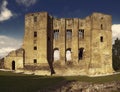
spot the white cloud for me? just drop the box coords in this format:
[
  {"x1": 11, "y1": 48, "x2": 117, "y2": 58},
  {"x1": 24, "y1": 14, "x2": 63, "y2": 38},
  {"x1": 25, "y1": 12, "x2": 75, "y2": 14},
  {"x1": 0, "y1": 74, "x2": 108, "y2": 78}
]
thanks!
[
  {"x1": 0, "y1": 35, "x2": 22, "y2": 58},
  {"x1": 16, "y1": 0, "x2": 37, "y2": 7},
  {"x1": 0, "y1": 0, "x2": 13, "y2": 22},
  {"x1": 112, "y1": 24, "x2": 120, "y2": 43}
]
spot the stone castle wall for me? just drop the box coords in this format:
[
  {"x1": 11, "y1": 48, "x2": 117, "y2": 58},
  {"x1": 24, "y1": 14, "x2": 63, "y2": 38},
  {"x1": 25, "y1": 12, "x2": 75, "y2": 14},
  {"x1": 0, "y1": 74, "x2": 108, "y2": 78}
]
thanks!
[
  {"x1": 4, "y1": 48, "x2": 24, "y2": 70},
  {"x1": 3, "y1": 12, "x2": 113, "y2": 76}
]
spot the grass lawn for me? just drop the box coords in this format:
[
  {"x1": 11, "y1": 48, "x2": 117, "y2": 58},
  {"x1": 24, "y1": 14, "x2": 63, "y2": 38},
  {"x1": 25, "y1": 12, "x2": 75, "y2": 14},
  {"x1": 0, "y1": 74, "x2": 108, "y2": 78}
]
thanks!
[{"x1": 0, "y1": 71, "x2": 120, "y2": 92}]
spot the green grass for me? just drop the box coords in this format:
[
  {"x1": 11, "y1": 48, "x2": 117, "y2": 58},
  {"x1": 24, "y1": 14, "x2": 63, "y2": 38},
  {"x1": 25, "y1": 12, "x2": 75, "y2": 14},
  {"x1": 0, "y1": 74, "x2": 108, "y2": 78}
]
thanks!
[
  {"x1": 0, "y1": 71, "x2": 65, "y2": 92},
  {"x1": 0, "y1": 71, "x2": 120, "y2": 92}
]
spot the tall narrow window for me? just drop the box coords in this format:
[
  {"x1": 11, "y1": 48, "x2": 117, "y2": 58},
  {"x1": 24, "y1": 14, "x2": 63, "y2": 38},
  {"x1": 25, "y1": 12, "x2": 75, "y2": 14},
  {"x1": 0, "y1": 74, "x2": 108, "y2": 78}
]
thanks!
[
  {"x1": 79, "y1": 29, "x2": 84, "y2": 39},
  {"x1": 101, "y1": 24, "x2": 103, "y2": 30},
  {"x1": 34, "y1": 59, "x2": 37, "y2": 63},
  {"x1": 100, "y1": 36, "x2": 103, "y2": 42},
  {"x1": 34, "y1": 46, "x2": 37, "y2": 50},
  {"x1": 34, "y1": 16, "x2": 37, "y2": 22},
  {"x1": 66, "y1": 29, "x2": 72, "y2": 39},
  {"x1": 78, "y1": 48, "x2": 84, "y2": 60},
  {"x1": 34, "y1": 32, "x2": 37, "y2": 37},
  {"x1": 54, "y1": 30, "x2": 59, "y2": 40}
]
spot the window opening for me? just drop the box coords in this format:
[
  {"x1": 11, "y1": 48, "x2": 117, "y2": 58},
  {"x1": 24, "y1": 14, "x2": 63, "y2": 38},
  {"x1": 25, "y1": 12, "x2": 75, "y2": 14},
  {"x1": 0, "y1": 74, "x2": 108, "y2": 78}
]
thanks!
[
  {"x1": 53, "y1": 48, "x2": 60, "y2": 61},
  {"x1": 34, "y1": 32, "x2": 37, "y2": 37},
  {"x1": 78, "y1": 48, "x2": 84, "y2": 60},
  {"x1": 66, "y1": 48, "x2": 72, "y2": 61},
  {"x1": 54, "y1": 30, "x2": 59, "y2": 40},
  {"x1": 100, "y1": 36, "x2": 103, "y2": 42},
  {"x1": 101, "y1": 24, "x2": 103, "y2": 30},
  {"x1": 34, "y1": 16, "x2": 37, "y2": 22},
  {"x1": 79, "y1": 29, "x2": 84, "y2": 39},
  {"x1": 66, "y1": 30, "x2": 72, "y2": 39},
  {"x1": 34, "y1": 59, "x2": 37, "y2": 63},
  {"x1": 34, "y1": 46, "x2": 37, "y2": 50}
]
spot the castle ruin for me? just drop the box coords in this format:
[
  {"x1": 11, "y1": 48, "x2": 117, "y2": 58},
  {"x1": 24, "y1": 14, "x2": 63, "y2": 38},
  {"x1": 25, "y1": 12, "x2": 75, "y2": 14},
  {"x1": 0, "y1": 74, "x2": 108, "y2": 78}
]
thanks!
[{"x1": 4, "y1": 12, "x2": 113, "y2": 76}]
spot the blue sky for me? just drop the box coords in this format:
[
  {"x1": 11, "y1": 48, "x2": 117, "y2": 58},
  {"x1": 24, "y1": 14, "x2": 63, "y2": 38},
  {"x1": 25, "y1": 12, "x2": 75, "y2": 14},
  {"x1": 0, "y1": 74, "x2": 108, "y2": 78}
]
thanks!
[{"x1": 0, "y1": 0, "x2": 120, "y2": 58}]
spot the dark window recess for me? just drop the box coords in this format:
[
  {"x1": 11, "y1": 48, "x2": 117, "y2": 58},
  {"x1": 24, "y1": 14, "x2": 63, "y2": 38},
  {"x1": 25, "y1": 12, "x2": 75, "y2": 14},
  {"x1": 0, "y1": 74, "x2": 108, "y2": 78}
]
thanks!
[
  {"x1": 34, "y1": 32, "x2": 37, "y2": 37},
  {"x1": 54, "y1": 30, "x2": 59, "y2": 40},
  {"x1": 34, "y1": 46, "x2": 37, "y2": 50},
  {"x1": 78, "y1": 48, "x2": 84, "y2": 60},
  {"x1": 66, "y1": 29, "x2": 72, "y2": 39},
  {"x1": 101, "y1": 24, "x2": 103, "y2": 30},
  {"x1": 79, "y1": 29, "x2": 84, "y2": 39},
  {"x1": 34, "y1": 16, "x2": 37, "y2": 22},
  {"x1": 100, "y1": 36, "x2": 103, "y2": 42},
  {"x1": 34, "y1": 59, "x2": 37, "y2": 63}
]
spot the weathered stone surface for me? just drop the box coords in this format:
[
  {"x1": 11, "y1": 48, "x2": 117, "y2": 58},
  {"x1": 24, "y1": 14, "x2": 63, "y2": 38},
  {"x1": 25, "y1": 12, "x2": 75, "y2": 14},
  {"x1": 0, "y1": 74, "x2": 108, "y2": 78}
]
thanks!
[
  {"x1": 4, "y1": 48, "x2": 24, "y2": 70},
  {"x1": 3, "y1": 12, "x2": 113, "y2": 76},
  {"x1": 0, "y1": 58, "x2": 4, "y2": 69}
]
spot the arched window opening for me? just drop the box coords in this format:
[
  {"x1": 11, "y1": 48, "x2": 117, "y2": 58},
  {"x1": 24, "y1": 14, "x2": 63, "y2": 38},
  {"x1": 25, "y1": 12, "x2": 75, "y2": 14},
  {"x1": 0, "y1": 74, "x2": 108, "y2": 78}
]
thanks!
[
  {"x1": 53, "y1": 48, "x2": 60, "y2": 61},
  {"x1": 78, "y1": 48, "x2": 84, "y2": 60},
  {"x1": 66, "y1": 48, "x2": 72, "y2": 61},
  {"x1": 12, "y1": 61, "x2": 15, "y2": 70}
]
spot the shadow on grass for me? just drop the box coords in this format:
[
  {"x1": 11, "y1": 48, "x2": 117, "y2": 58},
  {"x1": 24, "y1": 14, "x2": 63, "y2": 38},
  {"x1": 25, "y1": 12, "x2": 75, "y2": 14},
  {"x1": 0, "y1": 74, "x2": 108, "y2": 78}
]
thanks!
[
  {"x1": 0, "y1": 75, "x2": 66, "y2": 92},
  {"x1": 1, "y1": 71, "x2": 120, "y2": 92}
]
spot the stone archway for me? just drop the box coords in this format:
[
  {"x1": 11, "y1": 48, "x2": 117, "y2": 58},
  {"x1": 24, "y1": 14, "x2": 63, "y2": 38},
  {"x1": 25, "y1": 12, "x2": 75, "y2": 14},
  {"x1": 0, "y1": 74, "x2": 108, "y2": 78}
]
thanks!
[
  {"x1": 66, "y1": 48, "x2": 72, "y2": 61},
  {"x1": 12, "y1": 61, "x2": 15, "y2": 70},
  {"x1": 53, "y1": 48, "x2": 60, "y2": 61}
]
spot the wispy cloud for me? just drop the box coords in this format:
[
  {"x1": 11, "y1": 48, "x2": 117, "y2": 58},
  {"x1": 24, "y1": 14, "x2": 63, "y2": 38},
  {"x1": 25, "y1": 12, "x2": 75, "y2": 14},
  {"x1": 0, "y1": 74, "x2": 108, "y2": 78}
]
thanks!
[
  {"x1": 16, "y1": 0, "x2": 37, "y2": 7},
  {"x1": 0, "y1": 0, "x2": 13, "y2": 22},
  {"x1": 112, "y1": 24, "x2": 120, "y2": 43},
  {"x1": 0, "y1": 35, "x2": 22, "y2": 58}
]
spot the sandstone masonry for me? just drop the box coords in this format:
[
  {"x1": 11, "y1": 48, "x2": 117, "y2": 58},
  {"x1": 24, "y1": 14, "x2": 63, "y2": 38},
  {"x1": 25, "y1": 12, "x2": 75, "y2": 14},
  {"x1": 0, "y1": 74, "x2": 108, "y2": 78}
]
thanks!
[{"x1": 4, "y1": 12, "x2": 113, "y2": 76}]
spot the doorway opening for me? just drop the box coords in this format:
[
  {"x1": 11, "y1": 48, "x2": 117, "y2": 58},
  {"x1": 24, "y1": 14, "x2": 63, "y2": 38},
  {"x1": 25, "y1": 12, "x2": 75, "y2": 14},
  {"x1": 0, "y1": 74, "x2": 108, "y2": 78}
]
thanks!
[
  {"x1": 78, "y1": 48, "x2": 84, "y2": 60},
  {"x1": 53, "y1": 48, "x2": 60, "y2": 61},
  {"x1": 66, "y1": 48, "x2": 72, "y2": 61},
  {"x1": 12, "y1": 61, "x2": 15, "y2": 70}
]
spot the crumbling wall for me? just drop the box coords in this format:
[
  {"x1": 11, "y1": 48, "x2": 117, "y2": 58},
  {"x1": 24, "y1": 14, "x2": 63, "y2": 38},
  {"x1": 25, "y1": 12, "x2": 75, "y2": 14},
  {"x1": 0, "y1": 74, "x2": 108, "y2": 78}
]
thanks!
[{"x1": 4, "y1": 48, "x2": 24, "y2": 70}]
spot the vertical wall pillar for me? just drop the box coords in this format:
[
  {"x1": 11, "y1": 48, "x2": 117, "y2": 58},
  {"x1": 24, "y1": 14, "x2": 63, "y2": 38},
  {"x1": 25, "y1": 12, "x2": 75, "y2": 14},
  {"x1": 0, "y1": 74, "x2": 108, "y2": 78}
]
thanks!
[
  {"x1": 72, "y1": 18, "x2": 79, "y2": 64},
  {"x1": 59, "y1": 19, "x2": 66, "y2": 65}
]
